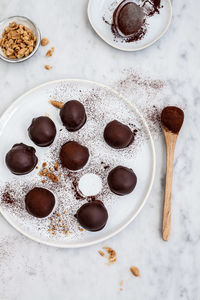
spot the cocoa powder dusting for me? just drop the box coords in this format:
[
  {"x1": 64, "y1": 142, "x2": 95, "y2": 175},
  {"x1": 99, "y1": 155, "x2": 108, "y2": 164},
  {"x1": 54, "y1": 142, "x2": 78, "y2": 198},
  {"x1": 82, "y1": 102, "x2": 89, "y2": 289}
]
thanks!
[{"x1": 143, "y1": 0, "x2": 162, "y2": 17}]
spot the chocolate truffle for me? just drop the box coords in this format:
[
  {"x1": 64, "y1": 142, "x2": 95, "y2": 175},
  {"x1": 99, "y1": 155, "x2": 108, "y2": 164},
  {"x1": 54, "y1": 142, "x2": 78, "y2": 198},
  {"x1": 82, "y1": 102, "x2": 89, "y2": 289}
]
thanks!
[
  {"x1": 5, "y1": 143, "x2": 38, "y2": 175},
  {"x1": 25, "y1": 187, "x2": 55, "y2": 218},
  {"x1": 76, "y1": 200, "x2": 108, "y2": 231},
  {"x1": 59, "y1": 141, "x2": 89, "y2": 171},
  {"x1": 107, "y1": 166, "x2": 137, "y2": 195},
  {"x1": 104, "y1": 120, "x2": 134, "y2": 149},
  {"x1": 28, "y1": 116, "x2": 56, "y2": 147},
  {"x1": 113, "y1": 1, "x2": 145, "y2": 36},
  {"x1": 60, "y1": 100, "x2": 86, "y2": 132}
]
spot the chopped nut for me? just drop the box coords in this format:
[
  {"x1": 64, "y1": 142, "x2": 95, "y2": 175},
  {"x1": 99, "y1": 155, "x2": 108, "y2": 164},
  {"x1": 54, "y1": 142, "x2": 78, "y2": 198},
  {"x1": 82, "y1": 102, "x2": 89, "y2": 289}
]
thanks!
[
  {"x1": 41, "y1": 38, "x2": 49, "y2": 46},
  {"x1": 44, "y1": 65, "x2": 51, "y2": 70},
  {"x1": 98, "y1": 250, "x2": 105, "y2": 257},
  {"x1": 42, "y1": 179, "x2": 46, "y2": 184},
  {"x1": 0, "y1": 22, "x2": 36, "y2": 59},
  {"x1": 47, "y1": 172, "x2": 59, "y2": 183},
  {"x1": 120, "y1": 280, "x2": 123, "y2": 291},
  {"x1": 39, "y1": 162, "x2": 59, "y2": 183},
  {"x1": 49, "y1": 99, "x2": 64, "y2": 109},
  {"x1": 39, "y1": 167, "x2": 48, "y2": 176},
  {"x1": 46, "y1": 47, "x2": 54, "y2": 57},
  {"x1": 78, "y1": 226, "x2": 84, "y2": 232},
  {"x1": 103, "y1": 247, "x2": 117, "y2": 264},
  {"x1": 100, "y1": 247, "x2": 117, "y2": 265},
  {"x1": 54, "y1": 162, "x2": 59, "y2": 171},
  {"x1": 130, "y1": 266, "x2": 140, "y2": 277}
]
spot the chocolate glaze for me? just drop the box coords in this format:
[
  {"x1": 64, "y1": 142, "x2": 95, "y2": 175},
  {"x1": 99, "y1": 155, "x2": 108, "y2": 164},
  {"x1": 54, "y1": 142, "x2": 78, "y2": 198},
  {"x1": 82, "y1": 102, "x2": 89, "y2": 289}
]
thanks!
[
  {"x1": 60, "y1": 100, "x2": 86, "y2": 132},
  {"x1": 5, "y1": 143, "x2": 38, "y2": 175},
  {"x1": 104, "y1": 120, "x2": 134, "y2": 149},
  {"x1": 76, "y1": 200, "x2": 108, "y2": 231},
  {"x1": 28, "y1": 116, "x2": 56, "y2": 147},
  {"x1": 59, "y1": 141, "x2": 89, "y2": 171},
  {"x1": 107, "y1": 166, "x2": 137, "y2": 195},
  {"x1": 25, "y1": 187, "x2": 55, "y2": 218},
  {"x1": 113, "y1": 1, "x2": 145, "y2": 36}
]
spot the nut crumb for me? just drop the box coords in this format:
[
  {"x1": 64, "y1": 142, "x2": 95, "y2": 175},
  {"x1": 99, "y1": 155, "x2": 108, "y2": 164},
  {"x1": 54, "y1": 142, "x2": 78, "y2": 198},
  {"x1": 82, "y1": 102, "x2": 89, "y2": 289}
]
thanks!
[
  {"x1": 41, "y1": 38, "x2": 49, "y2": 46},
  {"x1": 54, "y1": 162, "x2": 59, "y2": 171},
  {"x1": 120, "y1": 280, "x2": 123, "y2": 291},
  {"x1": 46, "y1": 47, "x2": 54, "y2": 57},
  {"x1": 49, "y1": 99, "x2": 64, "y2": 109},
  {"x1": 98, "y1": 250, "x2": 105, "y2": 257},
  {"x1": 99, "y1": 247, "x2": 117, "y2": 265},
  {"x1": 130, "y1": 266, "x2": 140, "y2": 277},
  {"x1": 44, "y1": 65, "x2": 51, "y2": 70},
  {"x1": 39, "y1": 162, "x2": 59, "y2": 183},
  {"x1": 103, "y1": 247, "x2": 117, "y2": 264},
  {"x1": 78, "y1": 226, "x2": 84, "y2": 232}
]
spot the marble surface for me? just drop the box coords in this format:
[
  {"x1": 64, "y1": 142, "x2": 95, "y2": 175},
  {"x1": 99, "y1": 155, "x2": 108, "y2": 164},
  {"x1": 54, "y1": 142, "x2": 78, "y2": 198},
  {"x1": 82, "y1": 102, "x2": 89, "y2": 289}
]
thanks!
[{"x1": 0, "y1": 0, "x2": 200, "y2": 299}]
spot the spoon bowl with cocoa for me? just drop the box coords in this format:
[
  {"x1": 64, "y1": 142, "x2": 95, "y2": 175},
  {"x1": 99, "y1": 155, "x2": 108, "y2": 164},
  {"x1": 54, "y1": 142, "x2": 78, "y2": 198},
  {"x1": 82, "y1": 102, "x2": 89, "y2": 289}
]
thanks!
[{"x1": 161, "y1": 106, "x2": 184, "y2": 241}]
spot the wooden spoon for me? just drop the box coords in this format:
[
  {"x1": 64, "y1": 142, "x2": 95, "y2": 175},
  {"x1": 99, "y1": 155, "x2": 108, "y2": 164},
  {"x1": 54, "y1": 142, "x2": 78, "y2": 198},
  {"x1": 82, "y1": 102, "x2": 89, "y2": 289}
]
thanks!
[{"x1": 161, "y1": 106, "x2": 184, "y2": 241}]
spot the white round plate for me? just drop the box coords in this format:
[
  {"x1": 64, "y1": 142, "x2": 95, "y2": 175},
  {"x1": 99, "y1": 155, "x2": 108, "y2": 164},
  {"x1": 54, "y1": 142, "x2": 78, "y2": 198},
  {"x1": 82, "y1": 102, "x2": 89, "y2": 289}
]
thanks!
[
  {"x1": 0, "y1": 79, "x2": 155, "y2": 248},
  {"x1": 88, "y1": 0, "x2": 172, "y2": 51}
]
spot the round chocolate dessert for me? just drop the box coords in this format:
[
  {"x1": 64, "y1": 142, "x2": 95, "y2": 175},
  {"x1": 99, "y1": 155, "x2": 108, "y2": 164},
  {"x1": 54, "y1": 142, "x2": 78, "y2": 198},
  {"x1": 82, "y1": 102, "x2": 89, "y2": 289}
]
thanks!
[
  {"x1": 113, "y1": 1, "x2": 145, "y2": 36},
  {"x1": 59, "y1": 141, "x2": 89, "y2": 171},
  {"x1": 104, "y1": 120, "x2": 134, "y2": 149},
  {"x1": 76, "y1": 200, "x2": 108, "y2": 231},
  {"x1": 60, "y1": 100, "x2": 86, "y2": 132},
  {"x1": 5, "y1": 143, "x2": 38, "y2": 175},
  {"x1": 107, "y1": 166, "x2": 137, "y2": 195},
  {"x1": 25, "y1": 187, "x2": 55, "y2": 218},
  {"x1": 28, "y1": 116, "x2": 56, "y2": 147}
]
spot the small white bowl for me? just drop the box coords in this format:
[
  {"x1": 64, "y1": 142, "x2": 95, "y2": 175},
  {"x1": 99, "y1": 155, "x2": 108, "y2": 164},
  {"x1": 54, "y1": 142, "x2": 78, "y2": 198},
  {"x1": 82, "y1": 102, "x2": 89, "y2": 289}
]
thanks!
[{"x1": 0, "y1": 16, "x2": 41, "y2": 63}]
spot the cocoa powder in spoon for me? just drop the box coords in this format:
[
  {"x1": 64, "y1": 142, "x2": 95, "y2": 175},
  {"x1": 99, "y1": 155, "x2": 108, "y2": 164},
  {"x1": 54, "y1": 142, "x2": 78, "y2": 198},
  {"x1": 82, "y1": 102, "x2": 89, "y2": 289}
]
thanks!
[{"x1": 161, "y1": 106, "x2": 184, "y2": 134}]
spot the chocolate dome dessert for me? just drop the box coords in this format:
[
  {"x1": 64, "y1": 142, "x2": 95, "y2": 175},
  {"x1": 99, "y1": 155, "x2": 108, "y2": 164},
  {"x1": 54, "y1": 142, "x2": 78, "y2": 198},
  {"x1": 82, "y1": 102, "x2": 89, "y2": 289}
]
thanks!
[
  {"x1": 5, "y1": 143, "x2": 38, "y2": 175},
  {"x1": 60, "y1": 141, "x2": 89, "y2": 171},
  {"x1": 107, "y1": 166, "x2": 137, "y2": 195},
  {"x1": 104, "y1": 120, "x2": 134, "y2": 149},
  {"x1": 28, "y1": 116, "x2": 56, "y2": 147},
  {"x1": 113, "y1": 1, "x2": 145, "y2": 36},
  {"x1": 60, "y1": 100, "x2": 86, "y2": 132},
  {"x1": 76, "y1": 200, "x2": 108, "y2": 231},
  {"x1": 25, "y1": 187, "x2": 55, "y2": 218}
]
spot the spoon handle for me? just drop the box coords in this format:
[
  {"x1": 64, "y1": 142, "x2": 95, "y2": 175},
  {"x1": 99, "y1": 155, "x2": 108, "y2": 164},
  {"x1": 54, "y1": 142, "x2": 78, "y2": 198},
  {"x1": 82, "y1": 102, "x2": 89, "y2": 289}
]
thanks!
[{"x1": 162, "y1": 132, "x2": 177, "y2": 241}]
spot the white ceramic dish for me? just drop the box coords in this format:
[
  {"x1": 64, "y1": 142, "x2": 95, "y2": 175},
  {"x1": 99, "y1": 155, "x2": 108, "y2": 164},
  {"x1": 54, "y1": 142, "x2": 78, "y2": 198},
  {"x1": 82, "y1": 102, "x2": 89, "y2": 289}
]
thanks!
[
  {"x1": 88, "y1": 0, "x2": 172, "y2": 51},
  {"x1": 0, "y1": 16, "x2": 41, "y2": 63},
  {"x1": 0, "y1": 79, "x2": 155, "y2": 248}
]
